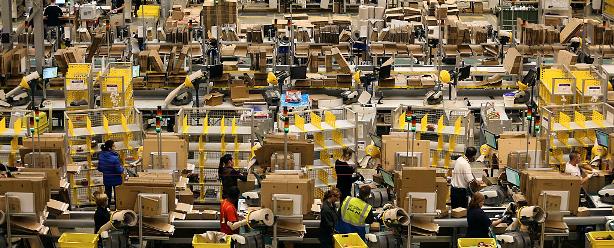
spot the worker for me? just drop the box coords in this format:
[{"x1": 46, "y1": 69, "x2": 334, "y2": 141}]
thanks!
[
  {"x1": 565, "y1": 151, "x2": 593, "y2": 184},
  {"x1": 320, "y1": 188, "x2": 341, "y2": 248},
  {"x1": 220, "y1": 186, "x2": 245, "y2": 235},
  {"x1": 111, "y1": 0, "x2": 125, "y2": 13},
  {"x1": 94, "y1": 192, "x2": 110, "y2": 234},
  {"x1": 466, "y1": 192, "x2": 504, "y2": 238},
  {"x1": 43, "y1": 0, "x2": 63, "y2": 39},
  {"x1": 335, "y1": 147, "x2": 362, "y2": 200},
  {"x1": 97, "y1": 140, "x2": 124, "y2": 208},
  {"x1": 218, "y1": 154, "x2": 248, "y2": 196},
  {"x1": 451, "y1": 147, "x2": 478, "y2": 209},
  {"x1": 337, "y1": 185, "x2": 375, "y2": 240}
]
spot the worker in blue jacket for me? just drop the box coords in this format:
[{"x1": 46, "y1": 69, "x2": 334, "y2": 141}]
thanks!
[{"x1": 97, "y1": 140, "x2": 124, "y2": 208}]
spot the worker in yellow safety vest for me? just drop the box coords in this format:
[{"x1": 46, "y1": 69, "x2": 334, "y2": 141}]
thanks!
[{"x1": 337, "y1": 185, "x2": 376, "y2": 239}]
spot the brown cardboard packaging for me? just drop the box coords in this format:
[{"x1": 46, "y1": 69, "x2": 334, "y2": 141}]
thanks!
[
  {"x1": 18, "y1": 168, "x2": 62, "y2": 190},
  {"x1": 204, "y1": 92, "x2": 224, "y2": 106},
  {"x1": 115, "y1": 184, "x2": 176, "y2": 212},
  {"x1": 260, "y1": 176, "x2": 314, "y2": 214},
  {"x1": 527, "y1": 174, "x2": 581, "y2": 214},
  {"x1": 435, "y1": 177, "x2": 449, "y2": 213},
  {"x1": 238, "y1": 175, "x2": 256, "y2": 193},
  {"x1": 401, "y1": 167, "x2": 436, "y2": 192},
  {"x1": 142, "y1": 135, "x2": 187, "y2": 169},
  {"x1": 46, "y1": 199, "x2": 69, "y2": 216},
  {"x1": 381, "y1": 135, "x2": 430, "y2": 170},
  {"x1": 177, "y1": 189, "x2": 194, "y2": 205},
  {"x1": 404, "y1": 197, "x2": 427, "y2": 213},
  {"x1": 556, "y1": 50, "x2": 577, "y2": 66},
  {"x1": 230, "y1": 82, "x2": 250, "y2": 102},
  {"x1": 584, "y1": 174, "x2": 606, "y2": 195},
  {"x1": 451, "y1": 207, "x2": 467, "y2": 218},
  {"x1": 0, "y1": 195, "x2": 21, "y2": 212},
  {"x1": 275, "y1": 198, "x2": 294, "y2": 215},
  {"x1": 537, "y1": 194, "x2": 561, "y2": 212},
  {"x1": 0, "y1": 178, "x2": 49, "y2": 213},
  {"x1": 503, "y1": 48, "x2": 522, "y2": 75}
]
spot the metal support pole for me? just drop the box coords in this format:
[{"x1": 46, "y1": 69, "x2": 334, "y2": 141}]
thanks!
[
  {"x1": 138, "y1": 194, "x2": 144, "y2": 248},
  {"x1": 33, "y1": 0, "x2": 44, "y2": 74},
  {"x1": 1, "y1": 0, "x2": 12, "y2": 50}
]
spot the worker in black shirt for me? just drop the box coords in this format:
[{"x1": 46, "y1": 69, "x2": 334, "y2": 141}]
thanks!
[
  {"x1": 335, "y1": 147, "x2": 362, "y2": 200},
  {"x1": 466, "y1": 192, "x2": 504, "y2": 238},
  {"x1": 319, "y1": 188, "x2": 341, "y2": 248},
  {"x1": 111, "y1": 0, "x2": 125, "y2": 13},
  {"x1": 43, "y1": 0, "x2": 63, "y2": 27},
  {"x1": 218, "y1": 154, "x2": 248, "y2": 196}
]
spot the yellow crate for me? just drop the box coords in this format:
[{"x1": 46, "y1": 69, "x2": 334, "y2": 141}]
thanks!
[
  {"x1": 588, "y1": 231, "x2": 614, "y2": 248},
  {"x1": 192, "y1": 235, "x2": 231, "y2": 248},
  {"x1": 137, "y1": 5, "x2": 160, "y2": 17},
  {"x1": 333, "y1": 233, "x2": 367, "y2": 248},
  {"x1": 457, "y1": 238, "x2": 497, "y2": 248},
  {"x1": 58, "y1": 233, "x2": 99, "y2": 248}
]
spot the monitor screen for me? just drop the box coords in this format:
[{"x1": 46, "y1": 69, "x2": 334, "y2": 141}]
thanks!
[
  {"x1": 484, "y1": 129, "x2": 498, "y2": 150},
  {"x1": 378, "y1": 65, "x2": 391, "y2": 80},
  {"x1": 132, "y1": 65, "x2": 140, "y2": 78},
  {"x1": 56, "y1": 0, "x2": 66, "y2": 4},
  {"x1": 506, "y1": 167, "x2": 520, "y2": 187},
  {"x1": 209, "y1": 64, "x2": 223, "y2": 79},
  {"x1": 458, "y1": 65, "x2": 471, "y2": 81},
  {"x1": 380, "y1": 170, "x2": 394, "y2": 188},
  {"x1": 42, "y1": 67, "x2": 58, "y2": 79},
  {"x1": 597, "y1": 130, "x2": 609, "y2": 148},
  {"x1": 290, "y1": 66, "x2": 307, "y2": 80}
]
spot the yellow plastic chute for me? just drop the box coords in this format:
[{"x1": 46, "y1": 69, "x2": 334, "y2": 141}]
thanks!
[
  {"x1": 267, "y1": 72, "x2": 278, "y2": 85},
  {"x1": 517, "y1": 81, "x2": 528, "y2": 91}
]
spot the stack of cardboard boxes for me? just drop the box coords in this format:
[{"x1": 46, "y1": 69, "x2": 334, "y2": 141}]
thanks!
[{"x1": 395, "y1": 167, "x2": 449, "y2": 216}]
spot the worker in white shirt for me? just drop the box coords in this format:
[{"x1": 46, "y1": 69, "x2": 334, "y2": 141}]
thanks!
[
  {"x1": 451, "y1": 147, "x2": 478, "y2": 209},
  {"x1": 565, "y1": 151, "x2": 593, "y2": 184}
]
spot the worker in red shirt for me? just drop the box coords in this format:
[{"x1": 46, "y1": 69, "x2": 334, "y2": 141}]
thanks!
[{"x1": 220, "y1": 186, "x2": 246, "y2": 235}]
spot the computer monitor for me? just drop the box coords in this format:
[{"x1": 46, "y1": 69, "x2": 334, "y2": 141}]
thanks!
[
  {"x1": 484, "y1": 129, "x2": 498, "y2": 150},
  {"x1": 132, "y1": 65, "x2": 140, "y2": 78},
  {"x1": 505, "y1": 167, "x2": 520, "y2": 187},
  {"x1": 209, "y1": 64, "x2": 223, "y2": 79},
  {"x1": 380, "y1": 170, "x2": 394, "y2": 188},
  {"x1": 56, "y1": 0, "x2": 66, "y2": 5},
  {"x1": 378, "y1": 65, "x2": 391, "y2": 80},
  {"x1": 522, "y1": 68, "x2": 538, "y2": 87},
  {"x1": 290, "y1": 66, "x2": 307, "y2": 80},
  {"x1": 458, "y1": 65, "x2": 471, "y2": 81},
  {"x1": 596, "y1": 130, "x2": 609, "y2": 148},
  {"x1": 42, "y1": 67, "x2": 58, "y2": 79}
]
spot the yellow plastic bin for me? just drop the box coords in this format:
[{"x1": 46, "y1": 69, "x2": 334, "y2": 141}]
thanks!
[
  {"x1": 192, "y1": 235, "x2": 231, "y2": 248},
  {"x1": 58, "y1": 233, "x2": 99, "y2": 248},
  {"x1": 137, "y1": 5, "x2": 160, "y2": 17},
  {"x1": 457, "y1": 238, "x2": 497, "y2": 248},
  {"x1": 588, "y1": 231, "x2": 614, "y2": 248},
  {"x1": 333, "y1": 233, "x2": 367, "y2": 248}
]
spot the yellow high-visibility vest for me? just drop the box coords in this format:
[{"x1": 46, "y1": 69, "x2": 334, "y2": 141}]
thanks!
[{"x1": 340, "y1": 196, "x2": 372, "y2": 226}]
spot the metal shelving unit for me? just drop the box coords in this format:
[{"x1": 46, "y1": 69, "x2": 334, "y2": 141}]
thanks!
[
  {"x1": 64, "y1": 107, "x2": 144, "y2": 207},
  {"x1": 176, "y1": 107, "x2": 255, "y2": 203}
]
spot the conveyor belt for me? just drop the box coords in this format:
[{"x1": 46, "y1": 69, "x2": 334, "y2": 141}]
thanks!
[{"x1": 44, "y1": 211, "x2": 612, "y2": 229}]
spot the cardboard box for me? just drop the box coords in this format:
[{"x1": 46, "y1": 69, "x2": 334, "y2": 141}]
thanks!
[
  {"x1": 14, "y1": 169, "x2": 61, "y2": 190},
  {"x1": 537, "y1": 194, "x2": 561, "y2": 212},
  {"x1": 0, "y1": 195, "x2": 21, "y2": 212},
  {"x1": 503, "y1": 48, "x2": 522, "y2": 75},
  {"x1": 177, "y1": 189, "x2": 194, "y2": 205},
  {"x1": 46, "y1": 199, "x2": 69, "y2": 216},
  {"x1": 381, "y1": 135, "x2": 430, "y2": 170},
  {"x1": 435, "y1": 177, "x2": 449, "y2": 213},
  {"x1": 0, "y1": 178, "x2": 49, "y2": 213},
  {"x1": 526, "y1": 174, "x2": 581, "y2": 215},
  {"x1": 275, "y1": 198, "x2": 294, "y2": 216},
  {"x1": 142, "y1": 135, "x2": 187, "y2": 169},
  {"x1": 204, "y1": 92, "x2": 224, "y2": 106},
  {"x1": 584, "y1": 174, "x2": 606, "y2": 194},
  {"x1": 404, "y1": 197, "x2": 427, "y2": 213},
  {"x1": 116, "y1": 184, "x2": 176, "y2": 212},
  {"x1": 230, "y1": 82, "x2": 249, "y2": 101},
  {"x1": 556, "y1": 50, "x2": 577, "y2": 66},
  {"x1": 238, "y1": 175, "x2": 256, "y2": 193},
  {"x1": 260, "y1": 176, "x2": 314, "y2": 214},
  {"x1": 451, "y1": 207, "x2": 467, "y2": 218},
  {"x1": 400, "y1": 167, "x2": 436, "y2": 192}
]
